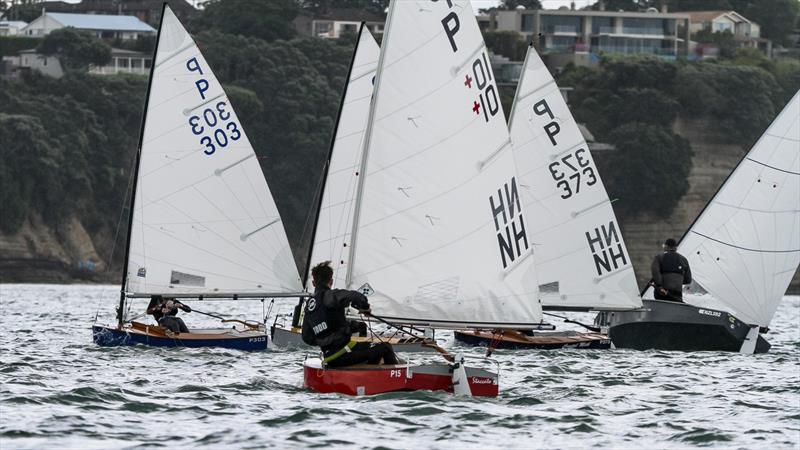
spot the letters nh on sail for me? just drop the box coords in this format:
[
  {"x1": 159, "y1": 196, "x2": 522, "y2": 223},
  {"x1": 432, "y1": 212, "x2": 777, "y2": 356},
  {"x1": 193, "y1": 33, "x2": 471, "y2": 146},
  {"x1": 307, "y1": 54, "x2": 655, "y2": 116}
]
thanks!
[
  {"x1": 490, "y1": 177, "x2": 529, "y2": 269},
  {"x1": 585, "y1": 221, "x2": 627, "y2": 276}
]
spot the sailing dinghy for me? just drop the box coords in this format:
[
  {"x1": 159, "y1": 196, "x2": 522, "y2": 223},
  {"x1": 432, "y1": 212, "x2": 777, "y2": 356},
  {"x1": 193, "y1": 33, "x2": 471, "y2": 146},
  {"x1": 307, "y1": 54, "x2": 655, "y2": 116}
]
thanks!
[
  {"x1": 303, "y1": 0, "x2": 542, "y2": 397},
  {"x1": 92, "y1": 5, "x2": 305, "y2": 351},
  {"x1": 599, "y1": 91, "x2": 800, "y2": 354},
  {"x1": 455, "y1": 45, "x2": 641, "y2": 350},
  {"x1": 268, "y1": 25, "x2": 434, "y2": 354}
]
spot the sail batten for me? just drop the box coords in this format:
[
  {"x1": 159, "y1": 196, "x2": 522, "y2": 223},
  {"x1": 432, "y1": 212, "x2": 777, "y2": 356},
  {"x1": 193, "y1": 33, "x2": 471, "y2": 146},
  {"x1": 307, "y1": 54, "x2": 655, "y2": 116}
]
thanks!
[
  {"x1": 508, "y1": 46, "x2": 641, "y2": 311},
  {"x1": 124, "y1": 5, "x2": 302, "y2": 296}
]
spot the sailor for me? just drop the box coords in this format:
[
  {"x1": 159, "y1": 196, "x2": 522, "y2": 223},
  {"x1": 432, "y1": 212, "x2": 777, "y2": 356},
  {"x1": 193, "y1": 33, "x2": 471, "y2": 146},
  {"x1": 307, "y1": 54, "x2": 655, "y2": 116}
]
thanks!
[
  {"x1": 651, "y1": 238, "x2": 692, "y2": 302},
  {"x1": 147, "y1": 295, "x2": 191, "y2": 333},
  {"x1": 302, "y1": 261, "x2": 398, "y2": 367}
]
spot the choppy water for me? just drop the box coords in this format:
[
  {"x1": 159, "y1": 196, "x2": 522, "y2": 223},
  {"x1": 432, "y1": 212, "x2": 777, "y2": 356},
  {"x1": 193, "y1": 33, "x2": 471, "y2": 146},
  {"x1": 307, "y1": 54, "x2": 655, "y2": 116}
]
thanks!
[{"x1": 1, "y1": 284, "x2": 799, "y2": 449}]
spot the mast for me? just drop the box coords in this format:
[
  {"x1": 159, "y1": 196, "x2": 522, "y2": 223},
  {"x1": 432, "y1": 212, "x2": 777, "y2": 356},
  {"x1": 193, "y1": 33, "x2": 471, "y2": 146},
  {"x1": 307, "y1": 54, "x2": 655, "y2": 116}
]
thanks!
[
  {"x1": 302, "y1": 23, "x2": 366, "y2": 290},
  {"x1": 344, "y1": 4, "x2": 395, "y2": 290},
  {"x1": 116, "y1": 2, "x2": 166, "y2": 326}
]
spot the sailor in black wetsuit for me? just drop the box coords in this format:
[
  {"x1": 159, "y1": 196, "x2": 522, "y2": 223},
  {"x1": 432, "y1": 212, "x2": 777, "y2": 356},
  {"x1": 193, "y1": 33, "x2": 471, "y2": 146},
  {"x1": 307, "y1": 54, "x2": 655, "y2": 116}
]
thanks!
[
  {"x1": 147, "y1": 295, "x2": 191, "y2": 333},
  {"x1": 302, "y1": 261, "x2": 398, "y2": 367},
  {"x1": 651, "y1": 238, "x2": 692, "y2": 302}
]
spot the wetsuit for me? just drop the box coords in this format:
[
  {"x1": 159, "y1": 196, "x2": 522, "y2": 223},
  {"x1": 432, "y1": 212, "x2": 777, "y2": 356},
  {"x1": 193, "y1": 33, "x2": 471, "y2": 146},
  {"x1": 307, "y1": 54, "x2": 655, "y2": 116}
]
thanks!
[
  {"x1": 651, "y1": 250, "x2": 692, "y2": 302},
  {"x1": 302, "y1": 286, "x2": 397, "y2": 367},
  {"x1": 147, "y1": 297, "x2": 190, "y2": 333}
]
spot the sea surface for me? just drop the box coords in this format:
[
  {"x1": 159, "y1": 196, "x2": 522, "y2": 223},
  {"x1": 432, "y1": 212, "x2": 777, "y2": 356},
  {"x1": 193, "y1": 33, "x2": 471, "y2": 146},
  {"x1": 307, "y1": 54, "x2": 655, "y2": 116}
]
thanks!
[{"x1": 1, "y1": 284, "x2": 799, "y2": 449}]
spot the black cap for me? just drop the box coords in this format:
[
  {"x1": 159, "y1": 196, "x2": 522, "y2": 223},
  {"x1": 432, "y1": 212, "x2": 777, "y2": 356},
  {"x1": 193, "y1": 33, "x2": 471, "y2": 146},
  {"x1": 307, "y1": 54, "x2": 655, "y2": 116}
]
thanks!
[{"x1": 664, "y1": 238, "x2": 678, "y2": 248}]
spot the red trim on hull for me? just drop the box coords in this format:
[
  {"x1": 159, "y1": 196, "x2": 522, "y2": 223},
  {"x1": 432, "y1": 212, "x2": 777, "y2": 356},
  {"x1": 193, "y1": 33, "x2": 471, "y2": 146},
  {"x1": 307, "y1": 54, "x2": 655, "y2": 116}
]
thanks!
[{"x1": 303, "y1": 361, "x2": 498, "y2": 397}]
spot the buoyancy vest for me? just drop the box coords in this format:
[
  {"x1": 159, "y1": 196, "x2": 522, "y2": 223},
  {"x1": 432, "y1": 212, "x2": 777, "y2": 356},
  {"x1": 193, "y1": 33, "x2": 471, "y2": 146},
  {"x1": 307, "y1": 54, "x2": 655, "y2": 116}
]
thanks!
[
  {"x1": 660, "y1": 251, "x2": 685, "y2": 275},
  {"x1": 301, "y1": 289, "x2": 349, "y2": 350}
]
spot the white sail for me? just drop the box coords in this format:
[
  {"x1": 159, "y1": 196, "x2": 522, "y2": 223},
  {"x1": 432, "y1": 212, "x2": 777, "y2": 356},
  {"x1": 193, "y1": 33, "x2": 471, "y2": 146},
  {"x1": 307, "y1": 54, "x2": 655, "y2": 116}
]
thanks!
[
  {"x1": 508, "y1": 46, "x2": 641, "y2": 311},
  {"x1": 125, "y1": 5, "x2": 302, "y2": 296},
  {"x1": 307, "y1": 27, "x2": 380, "y2": 289},
  {"x1": 657, "y1": 91, "x2": 799, "y2": 328},
  {"x1": 346, "y1": 0, "x2": 542, "y2": 328}
]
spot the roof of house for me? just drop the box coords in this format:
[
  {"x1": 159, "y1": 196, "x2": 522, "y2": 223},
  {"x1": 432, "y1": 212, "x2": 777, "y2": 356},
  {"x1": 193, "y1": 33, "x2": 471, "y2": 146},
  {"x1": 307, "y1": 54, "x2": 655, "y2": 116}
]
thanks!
[
  {"x1": 45, "y1": 12, "x2": 156, "y2": 32},
  {"x1": 682, "y1": 10, "x2": 750, "y2": 24},
  {"x1": 0, "y1": 21, "x2": 29, "y2": 28}
]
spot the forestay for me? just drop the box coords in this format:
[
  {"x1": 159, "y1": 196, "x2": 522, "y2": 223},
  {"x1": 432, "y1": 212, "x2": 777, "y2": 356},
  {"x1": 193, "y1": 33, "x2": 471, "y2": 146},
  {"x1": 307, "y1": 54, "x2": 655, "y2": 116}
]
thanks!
[
  {"x1": 646, "y1": 91, "x2": 799, "y2": 328},
  {"x1": 508, "y1": 47, "x2": 640, "y2": 311},
  {"x1": 347, "y1": 0, "x2": 542, "y2": 328},
  {"x1": 125, "y1": 6, "x2": 302, "y2": 296},
  {"x1": 307, "y1": 27, "x2": 380, "y2": 289}
]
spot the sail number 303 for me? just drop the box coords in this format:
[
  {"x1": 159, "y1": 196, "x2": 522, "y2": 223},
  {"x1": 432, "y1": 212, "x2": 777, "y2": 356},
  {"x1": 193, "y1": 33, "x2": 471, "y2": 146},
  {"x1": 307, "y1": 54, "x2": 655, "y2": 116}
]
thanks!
[
  {"x1": 188, "y1": 101, "x2": 241, "y2": 156},
  {"x1": 185, "y1": 56, "x2": 242, "y2": 156}
]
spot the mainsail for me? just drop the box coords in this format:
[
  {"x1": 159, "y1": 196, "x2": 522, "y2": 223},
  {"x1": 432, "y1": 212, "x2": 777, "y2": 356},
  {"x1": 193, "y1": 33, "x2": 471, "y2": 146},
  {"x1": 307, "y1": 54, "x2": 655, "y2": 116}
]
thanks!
[
  {"x1": 346, "y1": 0, "x2": 542, "y2": 328},
  {"x1": 306, "y1": 26, "x2": 380, "y2": 289},
  {"x1": 508, "y1": 46, "x2": 641, "y2": 311},
  {"x1": 123, "y1": 5, "x2": 302, "y2": 297},
  {"x1": 648, "y1": 91, "x2": 799, "y2": 328}
]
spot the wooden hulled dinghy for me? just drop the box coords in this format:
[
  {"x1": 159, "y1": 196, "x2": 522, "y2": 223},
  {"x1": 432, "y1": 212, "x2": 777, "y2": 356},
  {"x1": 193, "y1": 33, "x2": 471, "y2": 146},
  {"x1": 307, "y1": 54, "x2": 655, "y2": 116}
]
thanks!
[
  {"x1": 92, "y1": 5, "x2": 306, "y2": 350},
  {"x1": 454, "y1": 329, "x2": 611, "y2": 350},
  {"x1": 93, "y1": 321, "x2": 269, "y2": 351}
]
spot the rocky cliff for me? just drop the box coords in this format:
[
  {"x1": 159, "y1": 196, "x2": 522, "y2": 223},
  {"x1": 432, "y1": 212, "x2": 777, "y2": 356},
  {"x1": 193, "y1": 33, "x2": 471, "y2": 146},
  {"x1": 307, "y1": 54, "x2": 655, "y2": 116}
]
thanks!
[{"x1": 609, "y1": 116, "x2": 800, "y2": 294}]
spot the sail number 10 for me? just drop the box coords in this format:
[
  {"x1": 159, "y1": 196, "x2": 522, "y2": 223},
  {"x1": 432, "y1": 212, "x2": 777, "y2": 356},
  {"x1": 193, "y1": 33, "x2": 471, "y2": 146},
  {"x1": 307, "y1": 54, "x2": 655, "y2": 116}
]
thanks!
[{"x1": 188, "y1": 101, "x2": 242, "y2": 156}]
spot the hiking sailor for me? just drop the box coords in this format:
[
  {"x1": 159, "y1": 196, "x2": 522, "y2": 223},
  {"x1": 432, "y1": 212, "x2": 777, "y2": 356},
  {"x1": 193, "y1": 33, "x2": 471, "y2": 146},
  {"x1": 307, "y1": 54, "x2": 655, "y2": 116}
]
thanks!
[
  {"x1": 651, "y1": 238, "x2": 692, "y2": 302},
  {"x1": 147, "y1": 295, "x2": 191, "y2": 333},
  {"x1": 302, "y1": 261, "x2": 398, "y2": 367}
]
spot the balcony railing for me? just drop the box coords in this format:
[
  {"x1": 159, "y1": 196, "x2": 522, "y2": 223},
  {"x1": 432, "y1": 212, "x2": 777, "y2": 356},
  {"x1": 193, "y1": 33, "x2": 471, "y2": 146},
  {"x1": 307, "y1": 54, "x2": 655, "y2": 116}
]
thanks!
[
  {"x1": 595, "y1": 45, "x2": 676, "y2": 55},
  {"x1": 550, "y1": 25, "x2": 580, "y2": 33},
  {"x1": 622, "y1": 27, "x2": 666, "y2": 36},
  {"x1": 593, "y1": 26, "x2": 617, "y2": 34}
]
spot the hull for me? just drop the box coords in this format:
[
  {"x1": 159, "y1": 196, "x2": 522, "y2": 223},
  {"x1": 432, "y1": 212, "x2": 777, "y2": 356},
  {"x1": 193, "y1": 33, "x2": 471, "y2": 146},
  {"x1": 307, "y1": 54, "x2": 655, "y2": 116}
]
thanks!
[
  {"x1": 454, "y1": 329, "x2": 611, "y2": 350},
  {"x1": 270, "y1": 325, "x2": 438, "y2": 353},
  {"x1": 600, "y1": 299, "x2": 771, "y2": 353},
  {"x1": 303, "y1": 358, "x2": 498, "y2": 397},
  {"x1": 92, "y1": 322, "x2": 268, "y2": 351}
]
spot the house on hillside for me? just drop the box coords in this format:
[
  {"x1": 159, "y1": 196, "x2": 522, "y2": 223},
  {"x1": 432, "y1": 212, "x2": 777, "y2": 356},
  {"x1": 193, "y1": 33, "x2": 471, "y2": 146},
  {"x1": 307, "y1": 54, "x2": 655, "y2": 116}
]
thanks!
[
  {"x1": 20, "y1": 12, "x2": 155, "y2": 40},
  {"x1": 4, "y1": 47, "x2": 151, "y2": 78},
  {"x1": 683, "y1": 10, "x2": 772, "y2": 56},
  {"x1": 481, "y1": 7, "x2": 691, "y2": 68},
  {"x1": 294, "y1": 8, "x2": 385, "y2": 39},
  {"x1": 0, "y1": 21, "x2": 28, "y2": 36},
  {"x1": 4, "y1": 0, "x2": 196, "y2": 27}
]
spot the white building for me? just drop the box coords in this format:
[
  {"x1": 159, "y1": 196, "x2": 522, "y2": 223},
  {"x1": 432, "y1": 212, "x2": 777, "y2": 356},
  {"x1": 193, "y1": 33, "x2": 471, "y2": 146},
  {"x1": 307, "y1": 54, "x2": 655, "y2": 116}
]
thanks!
[
  {"x1": 0, "y1": 21, "x2": 28, "y2": 36},
  {"x1": 684, "y1": 10, "x2": 771, "y2": 56},
  {"x1": 5, "y1": 47, "x2": 151, "y2": 78},
  {"x1": 20, "y1": 12, "x2": 155, "y2": 40},
  {"x1": 294, "y1": 9, "x2": 385, "y2": 39}
]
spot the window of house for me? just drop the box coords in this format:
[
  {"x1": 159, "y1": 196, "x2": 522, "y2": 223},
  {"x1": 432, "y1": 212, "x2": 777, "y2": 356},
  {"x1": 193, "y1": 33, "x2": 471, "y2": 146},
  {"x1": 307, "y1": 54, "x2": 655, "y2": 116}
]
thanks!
[
  {"x1": 521, "y1": 14, "x2": 534, "y2": 32},
  {"x1": 591, "y1": 17, "x2": 614, "y2": 34},
  {"x1": 144, "y1": 58, "x2": 152, "y2": 69},
  {"x1": 542, "y1": 16, "x2": 581, "y2": 34},
  {"x1": 118, "y1": 58, "x2": 130, "y2": 68}
]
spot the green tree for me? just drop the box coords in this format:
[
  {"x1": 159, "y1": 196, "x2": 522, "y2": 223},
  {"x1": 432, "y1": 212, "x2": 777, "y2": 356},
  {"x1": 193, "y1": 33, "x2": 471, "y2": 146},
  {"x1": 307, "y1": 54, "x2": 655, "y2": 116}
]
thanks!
[
  {"x1": 190, "y1": 0, "x2": 298, "y2": 42},
  {"x1": 692, "y1": 29, "x2": 737, "y2": 59},
  {"x1": 37, "y1": 28, "x2": 111, "y2": 72},
  {"x1": 600, "y1": 123, "x2": 693, "y2": 217},
  {"x1": 484, "y1": 30, "x2": 528, "y2": 61},
  {"x1": 500, "y1": 0, "x2": 542, "y2": 9}
]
